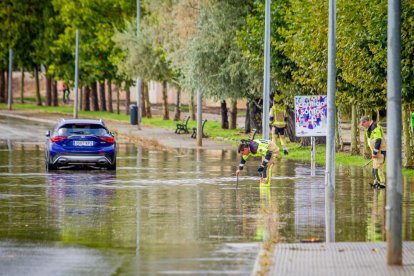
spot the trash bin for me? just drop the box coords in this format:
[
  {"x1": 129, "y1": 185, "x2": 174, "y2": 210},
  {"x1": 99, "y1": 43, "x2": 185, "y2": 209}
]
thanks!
[{"x1": 130, "y1": 104, "x2": 138, "y2": 125}]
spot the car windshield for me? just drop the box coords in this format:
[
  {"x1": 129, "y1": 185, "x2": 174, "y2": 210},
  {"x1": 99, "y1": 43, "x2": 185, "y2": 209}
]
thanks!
[{"x1": 56, "y1": 124, "x2": 108, "y2": 136}]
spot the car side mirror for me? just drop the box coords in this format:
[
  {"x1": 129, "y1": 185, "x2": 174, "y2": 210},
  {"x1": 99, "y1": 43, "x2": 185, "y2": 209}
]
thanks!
[
  {"x1": 46, "y1": 130, "x2": 51, "y2": 137},
  {"x1": 110, "y1": 132, "x2": 115, "y2": 137}
]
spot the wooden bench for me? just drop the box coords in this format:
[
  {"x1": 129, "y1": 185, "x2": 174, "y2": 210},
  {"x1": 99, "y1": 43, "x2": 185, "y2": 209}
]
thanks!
[
  {"x1": 175, "y1": 116, "x2": 190, "y2": 134},
  {"x1": 191, "y1": 119, "x2": 208, "y2": 139}
]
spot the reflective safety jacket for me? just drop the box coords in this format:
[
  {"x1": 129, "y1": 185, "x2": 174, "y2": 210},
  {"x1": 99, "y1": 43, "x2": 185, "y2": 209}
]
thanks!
[
  {"x1": 269, "y1": 104, "x2": 287, "y2": 128},
  {"x1": 365, "y1": 122, "x2": 386, "y2": 155},
  {"x1": 238, "y1": 139, "x2": 277, "y2": 170}
]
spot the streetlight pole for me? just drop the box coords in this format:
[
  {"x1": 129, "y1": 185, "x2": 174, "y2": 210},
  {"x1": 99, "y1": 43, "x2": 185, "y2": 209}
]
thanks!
[
  {"x1": 262, "y1": 0, "x2": 271, "y2": 140},
  {"x1": 386, "y1": 0, "x2": 402, "y2": 265},
  {"x1": 7, "y1": 49, "x2": 13, "y2": 110},
  {"x1": 325, "y1": 0, "x2": 336, "y2": 243},
  {"x1": 73, "y1": 29, "x2": 80, "y2": 119},
  {"x1": 136, "y1": 0, "x2": 142, "y2": 130}
]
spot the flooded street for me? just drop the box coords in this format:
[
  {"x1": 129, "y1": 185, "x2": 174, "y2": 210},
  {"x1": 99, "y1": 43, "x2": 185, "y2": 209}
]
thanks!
[{"x1": 1, "y1": 115, "x2": 414, "y2": 275}]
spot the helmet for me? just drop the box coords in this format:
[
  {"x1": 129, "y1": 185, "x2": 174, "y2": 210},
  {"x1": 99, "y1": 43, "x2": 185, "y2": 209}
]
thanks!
[{"x1": 238, "y1": 139, "x2": 249, "y2": 153}]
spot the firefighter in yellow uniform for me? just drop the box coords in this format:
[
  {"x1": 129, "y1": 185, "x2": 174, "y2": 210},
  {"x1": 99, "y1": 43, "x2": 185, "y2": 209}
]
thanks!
[
  {"x1": 236, "y1": 139, "x2": 279, "y2": 185},
  {"x1": 269, "y1": 95, "x2": 288, "y2": 155},
  {"x1": 360, "y1": 116, "x2": 387, "y2": 189}
]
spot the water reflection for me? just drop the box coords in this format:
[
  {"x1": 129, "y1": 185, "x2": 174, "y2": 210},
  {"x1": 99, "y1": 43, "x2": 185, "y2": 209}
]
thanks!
[
  {"x1": 1, "y1": 140, "x2": 414, "y2": 275},
  {"x1": 256, "y1": 185, "x2": 279, "y2": 245}
]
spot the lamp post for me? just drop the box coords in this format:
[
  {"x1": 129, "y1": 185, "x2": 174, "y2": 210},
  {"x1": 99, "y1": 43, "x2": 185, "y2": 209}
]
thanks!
[
  {"x1": 262, "y1": 0, "x2": 271, "y2": 140},
  {"x1": 136, "y1": 0, "x2": 142, "y2": 130},
  {"x1": 325, "y1": 0, "x2": 336, "y2": 243},
  {"x1": 73, "y1": 29, "x2": 80, "y2": 119}
]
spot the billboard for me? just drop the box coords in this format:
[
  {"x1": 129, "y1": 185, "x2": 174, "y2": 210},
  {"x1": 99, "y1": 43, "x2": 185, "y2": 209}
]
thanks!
[{"x1": 295, "y1": 95, "x2": 327, "y2": 137}]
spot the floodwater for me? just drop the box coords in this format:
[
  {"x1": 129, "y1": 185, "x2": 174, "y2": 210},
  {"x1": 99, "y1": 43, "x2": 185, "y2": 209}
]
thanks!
[{"x1": 1, "y1": 116, "x2": 414, "y2": 275}]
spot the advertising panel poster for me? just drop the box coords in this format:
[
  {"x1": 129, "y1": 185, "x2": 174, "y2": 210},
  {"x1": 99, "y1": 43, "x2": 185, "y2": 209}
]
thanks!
[{"x1": 295, "y1": 95, "x2": 327, "y2": 137}]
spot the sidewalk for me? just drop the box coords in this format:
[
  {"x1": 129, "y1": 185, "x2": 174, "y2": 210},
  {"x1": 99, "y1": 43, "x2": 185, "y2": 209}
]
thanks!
[
  {"x1": 0, "y1": 110, "x2": 236, "y2": 151},
  {"x1": 262, "y1": 242, "x2": 414, "y2": 276}
]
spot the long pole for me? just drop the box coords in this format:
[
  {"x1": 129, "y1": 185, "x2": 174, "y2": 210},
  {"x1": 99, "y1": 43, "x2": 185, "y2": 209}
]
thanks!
[
  {"x1": 196, "y1": 89, "x2": 202, "y2": 146},
  {"x1": 386, "y1": 0, "x2": 402, "y2": 265},
  {"x1": 7, "y1": 49, "x2": 13, "y2": 110},
  {"x1": 325, "y1": 0, "x2": 336, "y2": 243},
  {"x1": 73, "y1": 29, "x2": 80, "y2": 119},
  {"x1": 262, "y1": 0, "x2": 271, "y2": 140},
  {"x1": 136, "y1": 0, "x2": 142, "y2": 130}
]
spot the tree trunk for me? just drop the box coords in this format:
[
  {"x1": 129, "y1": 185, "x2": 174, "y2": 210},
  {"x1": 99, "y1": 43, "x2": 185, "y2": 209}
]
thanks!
[
  {"x1": 125, "y1": 85, "x2": 130, "y2": 115},
  {"x1": 286, "y1": 106, "x2": 298, "y2": 143},
  {"x1": 83, "y1": 85, "x2": 91, "y2": 111},
  {"x1": 244, "y1": 101, "x2": 251, "y2": 134},
  {"x1": 162, "y1": 80, "x2": 169, "y2": 120},
  {"x1": 189, "y1": 90, "x2": 196, "y2": 120},
  {"x1": 20, "y1": 68, "x2": 25, "y2": 103},
  {"x1": 5, "y1": 70, "x2": 9, "y2": 104},
  {"x1": 46, "y1": 76, "x2": 52, "y2": 106},
  {"x1": 99, "y1": 81, "x2": 106, "y2": 111},
  {"x1": 116, "y1": 85, "x2": 120, "y2": 114},
  {"x1": 52, "y1": 79, "x2": 58, "y2": 106},
  {"x1": 0, "y1": 69, "x2": 5, "y2": 103},
  {"x1": 362, "y1": 112, "x2": 371, "y2": 159},
  {"x1": 220, "y1": 100, "x2": 229, "y2": 129},
  {"x1": 403, "y1": 104, "x2": 414, "y2": 168},
  {"x1": 173, "y1": 86, "x2": 181, "y2": 121},
  {"x1": 144, "y1": 81, "x2": 151, "y2": 118},
  {"x1": 350, "y1": 103, "x2": 359, "y2": 155},
  {"x1": 35, "y1": 66, "x2": 42, "y2": 106},
  {"x1": 335, "y1": 107, "x2": 342, "y2": 151},
  {"x1": 230, "y1": 99, "x2": 237, "y2": 129},
  {"x1": 79, "y1": 85, "x2": 83, "y2": 109},
  {"x1": 107, "y1": 80, "x2": 113, "y2": 113},
  {"x1": 141, "y1": 82, "x2": 146, "y2": 117},
  {"x1": 336, "y1": 105, "x2": 343, "y2": 151},
  {"x1": 91, "y1": 82, "x2": 99, "y2": 111},
  {"x1": 249, "y1": 99, "x2": 261, "y2": 133},
  {"x1": 376, "y1": 108, "x2": 381, "y2": 123}
]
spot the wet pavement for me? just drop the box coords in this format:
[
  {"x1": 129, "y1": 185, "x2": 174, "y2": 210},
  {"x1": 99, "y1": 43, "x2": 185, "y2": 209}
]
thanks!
[{"x1": 1, "y1": 113, "x2": 414, "y2": 275}]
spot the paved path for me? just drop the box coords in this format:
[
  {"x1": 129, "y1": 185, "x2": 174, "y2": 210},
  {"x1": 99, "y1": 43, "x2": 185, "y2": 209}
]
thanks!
[
  {"x1": 262, "y1": 242, "x2": 414, "y2": 276},
  {"x1": 0, "y1": 110, "x2": 236, "y2": 151}
]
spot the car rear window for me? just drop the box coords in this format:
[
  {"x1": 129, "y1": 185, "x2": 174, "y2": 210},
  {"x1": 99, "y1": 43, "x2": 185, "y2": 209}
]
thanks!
[{"x1": 56, "y1": 124, "x2": 108, "y2": 136}]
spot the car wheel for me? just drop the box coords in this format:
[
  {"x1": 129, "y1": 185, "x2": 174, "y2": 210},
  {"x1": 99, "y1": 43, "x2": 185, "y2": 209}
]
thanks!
[
  {"x1": 45, "y1": 157, "x2": 57, "y2": 171},
  {"x1": 107, "y1": 161, "x2": 116, "y2": 171}
]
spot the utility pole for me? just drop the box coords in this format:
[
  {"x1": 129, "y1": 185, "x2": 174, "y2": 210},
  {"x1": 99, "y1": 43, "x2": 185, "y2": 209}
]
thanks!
[
  {"x1": 7, "y1": 49, "x2": 13, "y2": 110},
  {"x1": 136, "y1": 0, "x2": 142, "y2": 130},
  {"x1": 262, "y1": 0, "x2": 271, "y2": 140},
  {"x1": 325, "y1": 0, "x2": 336, "y2": 243},
  {"x1": 386, "y1": 0, "x2": 402, "y2": 266},
  {"x1": 196, "y1": 90, "x2": 202, "y2": 147},
  {"x1": 73, "y1": 29, "x2": 80, "y2": 119}
]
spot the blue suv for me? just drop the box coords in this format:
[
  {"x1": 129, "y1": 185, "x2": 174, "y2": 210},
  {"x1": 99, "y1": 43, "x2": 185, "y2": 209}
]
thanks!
[{"x1": 45, "y1": 119, "x2": 116, "y2": 170}]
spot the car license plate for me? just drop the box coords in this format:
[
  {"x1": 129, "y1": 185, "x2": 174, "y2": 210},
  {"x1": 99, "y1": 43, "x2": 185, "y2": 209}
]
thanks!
[{"x1": 74, "y1": 141, "x2": 94, "y2": 146}]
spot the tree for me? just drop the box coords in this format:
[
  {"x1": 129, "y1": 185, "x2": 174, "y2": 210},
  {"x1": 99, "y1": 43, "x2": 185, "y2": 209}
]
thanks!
[
  {"x1": 182, "y1": 0, "x2": 253, "y2": 129},
  {"x1": 113, "y1": 19, "x2": 175, "y2": 120}
]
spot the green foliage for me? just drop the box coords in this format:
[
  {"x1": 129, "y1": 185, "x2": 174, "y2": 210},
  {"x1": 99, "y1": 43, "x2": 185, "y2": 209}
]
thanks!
[
  {"x1": 181, "y1": 1, "x2": 252, "y2": 100},
  {"x1": 337, "y1": 0, "x2": 387, "y2": 109}
]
